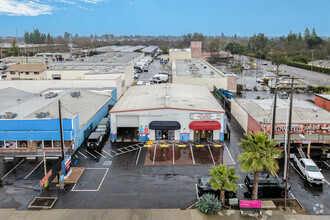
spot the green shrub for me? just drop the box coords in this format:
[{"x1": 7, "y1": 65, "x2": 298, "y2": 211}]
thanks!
[
  {"x1": 196, "y1": 193, "x2": 222, "y2": 215},
  {"x1": 287, "y1": 61, "x2": 330, "y2": 74}
]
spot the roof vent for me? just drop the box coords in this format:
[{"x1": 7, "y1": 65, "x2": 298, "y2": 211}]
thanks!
[
  {"x1": 45, "y1": 92, "x2": 58, "y2": 99},
  {"x1": 4, "y1": 112, "x2": 18, "y2": 119},
  {"x1": 210, "y1": 71, "x2": 214, "y2": 75},
  {"x1": 36, "y1": 111, "x2": 50, "y2": 118},
  {"x1": 312, "y1": 108, "x2": 317, "y2": 112},
  {"x1": 71, "y1": 91, "x2": 81, "y2": 98}
]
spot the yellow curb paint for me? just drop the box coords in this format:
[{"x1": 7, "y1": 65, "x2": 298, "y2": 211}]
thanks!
[
  {"x1": 161, "y1": 145, "x2": 168, "y2": 148},
  {"x1": 214, "y1": 145, "x2": 222, "y2": 148},
  {"x1": 147, "y1": 141, "x2": 153, "y2": 145},
  {"x1": 196, "y1": 145, "x2": 204, "y2": 148},
  {"x1": 144, "y1": 145, "x2": 152, "y2": 148},
  {"x1": 178, "y1": 145, "x2": 186, "y2": 148}
]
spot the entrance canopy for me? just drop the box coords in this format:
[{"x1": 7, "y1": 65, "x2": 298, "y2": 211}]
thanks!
[
  {"x1": 149, "y1": 121, "x2": 181, "y2": 130},
  {"x1": 189, "y1": 121, "x2": 221, "y2": 130}
]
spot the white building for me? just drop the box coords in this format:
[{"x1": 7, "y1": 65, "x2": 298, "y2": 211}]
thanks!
[{"x1": 110, "y1": 84, "x2": 225, "y2": 142}]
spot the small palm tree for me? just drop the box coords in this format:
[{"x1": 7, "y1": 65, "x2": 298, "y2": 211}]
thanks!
[
  {"x1": 238, "y1": 132, "x2": 280, "y2": 200},
  {"x1": 209, "y1": 165, "x2": 239, "y2": 206}
]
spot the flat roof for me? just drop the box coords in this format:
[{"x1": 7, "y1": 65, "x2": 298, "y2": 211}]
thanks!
[
  {"x1": 316, "y1": 94, "x2": 330, "y2": 101},
  {"x1": 141, "y1": 46, "x2": 158, "y2": 53},
  {"x1": 111, "y1": 84, "x2": 224, "y2": 113},
  {"x1": 174, "y1": 59, "x2": 225, "y2": 78},
  {"x1": 236, "y1": 98, "x2": 330, "y2": 124},
  {"x1": 5, "y1": 64, "x2": 48, "y2": 72},
  {"x1": 35, "y1": 53, "x2": 69, "y2": 56},
  {"x1": 0, "y1": 87, "x2": 35, "y2": 112},
  {"x1": 170, "y1": 48, "x2": 191, "y2": 52}
]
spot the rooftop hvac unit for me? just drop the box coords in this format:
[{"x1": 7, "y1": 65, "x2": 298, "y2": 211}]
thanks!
[
  {"x1": 45, "y1": 92, "x2": 58, "y2": 99},
  {"x1": 4, "y1": 112, "x2": 18, "y2": 119},
  {"x1": 210, "y1": 71, "x2": 214, "y2": 75},
  {"x1": 71, "y1": 91, "x2": 81, "y2": 98},
  {"x1": 35, "y1": 111, "x2": 50, "y2": 118}
]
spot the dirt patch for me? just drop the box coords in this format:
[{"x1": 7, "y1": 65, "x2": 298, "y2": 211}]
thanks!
[{"x1": 272, "y1": 199, "x2": 306, "y2": 214}]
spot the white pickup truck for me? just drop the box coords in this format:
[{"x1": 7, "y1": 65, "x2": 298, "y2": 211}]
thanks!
[{"x1": 293, "y1": 155, "x2": 325, "y2": 185}]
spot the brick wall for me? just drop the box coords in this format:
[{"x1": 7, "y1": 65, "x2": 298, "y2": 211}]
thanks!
[
  {"x1": 315, "y1": 96, "x2": 330, "y2": 111},
  {"x1": 247, "y1": 115, "x2": 262, "y2": 134},
  {"x1": 226, "y1": 75, "x2": 237, "y2": 92}
]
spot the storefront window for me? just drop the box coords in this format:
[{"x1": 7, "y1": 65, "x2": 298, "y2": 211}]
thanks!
[
  {"x1": 5, "y1": 141, "x2": 17, "y2": 149},
  {"x1": 36, "y1": 141, "x2": 43, "y2": 149},
  {"x1": 17, "y1": 141, "x2": 28, "y2": 148},
  {"x1": 0, "y1": 141, "x2": 5, "y2": 149},
  {"x1": 53, "y1": 141, "x2": 61, "y2": 148},
  {"x1": 44, "y1": 141, "x2": 52, "y2": 148}
]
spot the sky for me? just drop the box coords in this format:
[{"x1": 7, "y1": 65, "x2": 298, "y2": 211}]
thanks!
[{"x1": 0, "y1": 0, "x2": 329, "y2": 37}]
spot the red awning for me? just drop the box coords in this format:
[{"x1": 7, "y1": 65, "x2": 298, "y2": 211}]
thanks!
[{"x1": 189, "y1": 121, "x2": 221, "y2": 130}]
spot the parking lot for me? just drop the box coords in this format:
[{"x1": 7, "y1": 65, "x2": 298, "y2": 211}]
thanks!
[{"x1": 135, "y1": 59, "x2": 170, "y2": 85}]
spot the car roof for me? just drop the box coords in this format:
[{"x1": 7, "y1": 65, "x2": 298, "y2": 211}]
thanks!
[
  {"x1": 301, "y1": 158, "x2": 317, "y2": 166},
  {"x1": 88, "y1": 132, "x2": 102, "y2": 139}
]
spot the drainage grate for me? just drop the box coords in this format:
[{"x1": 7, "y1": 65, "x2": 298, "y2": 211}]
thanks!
[{"x1": 28, "y1": 197, "x2": 57, "y2": 209}]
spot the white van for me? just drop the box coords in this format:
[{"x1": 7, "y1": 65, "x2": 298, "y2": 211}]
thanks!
[{"x1": 151, "y1": 74, "x2": 168, "y2": 83}]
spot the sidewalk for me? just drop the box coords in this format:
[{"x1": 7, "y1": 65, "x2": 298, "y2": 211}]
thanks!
[{"x1": 0, "y1": 209, "x2": 329, "y2": 220}]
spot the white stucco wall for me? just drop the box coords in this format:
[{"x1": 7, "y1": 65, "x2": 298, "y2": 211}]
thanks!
[{"x1": 230, "y1": 99, "x2": 248, "y2": 132}]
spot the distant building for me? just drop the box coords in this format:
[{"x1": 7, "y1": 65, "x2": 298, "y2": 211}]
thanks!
[
  {"x1": 169, "y1": 48, "x2": 191, "y2": 64},
  {"x1": 3, "y1": 56, "x2": 48, "y2": 64},
  {"x1": 141, "y1": 46, "x2": 158, "y2": 57},
  {"x1": 5, "y1": 64, "x2": 48, "y2": 80},
  {"x1": 172, "y1": 59, "x2": 237, "y2": 92},
  {"x1": 191, "y1": 41, "x2": 202, "y2": 58},
  {"x1": 0, "y1": 87, "x2": 117, "y2": 157},
  {"x1": 315, "y1": 94, "x2": 330, "y2": 111},
  {"x1": 35, "y1": 52, "x2": 71, "y2": 61}
]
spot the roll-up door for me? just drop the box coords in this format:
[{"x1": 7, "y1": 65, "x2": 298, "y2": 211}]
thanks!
[{"x1": 117, "y1": 116, "x2": 139, "y2": 127}]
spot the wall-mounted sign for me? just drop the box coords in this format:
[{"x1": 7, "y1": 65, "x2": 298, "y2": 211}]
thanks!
[
  {"x1": 261, "y1": 123, "x2": 330, "y2": 134},
  {"x1": 190, "y1": 113, "x2": 222, "y2": 120}
]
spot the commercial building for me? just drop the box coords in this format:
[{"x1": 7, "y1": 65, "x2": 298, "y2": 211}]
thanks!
[
  {"x1": 314, "y1": 94, "x2": 330, "y2": 111},
  {"x1": 231, "y1": 98, "x2": 330, "y2": 155},
  {"x1": 172, "y1": 59, "x2": 237, "y2": 92},
  {"x1": 141, "y1": 46, "x2": 158, "y2": 56},
  {"x1": 3, "y1": 56, "x2": 48, "y2": 64},
  {"x1": 0, "y1": 87, "x2": 116, "y2": 156},
  {"x1": 5, "y1": 64, "x2": 48, "y2": 80},
  {"x1": 35, "y1": 52, "x2": 71, "y2": 61},
  {"x1": 110, "y1": 84, "x2": 225, "y2": 143},
  {"x1": 169, "y1": 48, "x2": 191, "y2": 64}
]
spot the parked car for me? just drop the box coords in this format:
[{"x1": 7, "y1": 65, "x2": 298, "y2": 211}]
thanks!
[
  {"x1": 197, "y1": 177, "x2": 237, "y2": 198},
  {"x1": 262, "y1": 62, "x2": 268, "y2": 65},
  {"x1": 143, "y1": 65, "x2": 148, "y2": 72},
  {"x1": 294, "y1": 155, "x2": 325, "y2": 185},
  {"x1": 244, "y1": 173, "x2": 290, "y2": 198},
  {"x1": 134, "y1": 73, "x2": 139, "y2": 79},
  {"x1": 86, "y1": 132, "x2": 104, "y2": 150},
  {"x1": 95, "y1": 117, "x2": 110, "y2": 137},
  {"x1": 151, "y1": 74, "x2": 168, "y2": 83},
  {"x1": 134, "y1": 67, "x2": 143, "y2": 73}
]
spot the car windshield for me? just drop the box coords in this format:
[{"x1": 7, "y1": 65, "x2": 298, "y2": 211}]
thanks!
[{"x1": 306, "y1": 165, "x2": 319, "y2": 172}]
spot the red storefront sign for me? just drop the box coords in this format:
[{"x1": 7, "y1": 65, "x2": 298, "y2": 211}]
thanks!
[
  {"x1": 40, "y1": 169, "x2": 52, "y2": 186},
  {"x1": 261, "y1": 123, "x2": 330, "y2": 134}
]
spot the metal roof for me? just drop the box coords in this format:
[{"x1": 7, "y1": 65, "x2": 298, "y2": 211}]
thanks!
[
  {"x1": 141, "y1": 46, "x2": 158, "y2": 53},
  {"x1": 236, "y1": 98, "x2": 330, "y2": 124},
  {"x1": 111, "y1": 84, "x2": 224, "y2": 113},
  {"x1": 316, "y1": 94, "x2": 330, "y2": 101},
  {"x1": 174, "y1": 59, "x2": 226, "y2": 78},
  {"x1": 0, "y1": 87, "x2": 35, "y2": 112}
]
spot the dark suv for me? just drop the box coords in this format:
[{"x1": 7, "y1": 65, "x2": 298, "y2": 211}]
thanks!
[
  {"x1": 197, "y1": 177, "x2": 237, "y2": 198},
  {"x1": 244, "y1": 173, "x2": 290, "y2": 198},
  {"x1": 86, "y1": 132, "x2": 104, "y2": 150}
]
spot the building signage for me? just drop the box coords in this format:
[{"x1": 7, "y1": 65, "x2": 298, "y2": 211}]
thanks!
[
  {"x1": 40, "y1": 169, "x2": 52, "y2": 186},
  {"x1": 261, "y1": 123, "x2": 330, "y2": 134},
  {"x1": 61, "y1": 155, "x2": 72, "y2": 176},
  {"x1": 190, "y1": 113, "x2": 222, "y2": 120}
]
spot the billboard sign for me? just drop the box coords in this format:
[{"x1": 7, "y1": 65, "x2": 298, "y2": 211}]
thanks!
[
  {"x1": 261, "y1": 123, "x2": 330, "y2": 134},
  {"x1": 190, "y1": 113, "x2": 222, "y2": 120}
]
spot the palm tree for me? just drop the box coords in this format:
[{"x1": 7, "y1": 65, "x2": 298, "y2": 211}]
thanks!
[
  {"x1": 209, "y1": 165, "x2": 239, "y2": 206},
  {"x1": 238, "y1": 132, "x2": 280, "y2": 200}
]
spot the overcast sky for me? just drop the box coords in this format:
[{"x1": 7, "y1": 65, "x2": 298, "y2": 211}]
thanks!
[{"x1": 0, "y1": 0, "x2": 329, "y2": 37}]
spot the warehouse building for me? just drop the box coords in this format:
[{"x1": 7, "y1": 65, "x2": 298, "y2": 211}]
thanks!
[
  {"x1": 5, "y1": 64, "x2": 48, "y2": 80},
  {"x1": 231, "y1": 98, "x2": 330, "y2": 155},
  {"x1": 172, "y1": 59, "x2": 237, "y2": 92},
  {"x1": 0, "y1": 87, "x2": 116, "y2": 156},
  {"x1": 110, "y1": 84, "x2": 225, "y2": 143},
  {"x1": 314, "y1": 94, "x2": 330, "y2": 111}
]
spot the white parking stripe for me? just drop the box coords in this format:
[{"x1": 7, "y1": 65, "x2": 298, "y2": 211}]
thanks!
[
  {"x1": 223, "y1": 142, "x2": 236, "y2": 165},
  {"x1": 136, "y1": 147, "x2": 142, "y2": 165},
  {"x1": 24, "y1": 160, "x2": 43, "y2": 179},
  {"x1": 208, "y1": 145, "x2": 215, "y2": 165},
  {"x1": 190, "y1": 145, "x2": 195, "y2": 165},
  {"x1": 1, "y1": 159, "x2": 25, "y2": 180},
  {"x1": 71, "y1": 168, "x2": 108, "y2": 192},
  {"x1": 324, "y1": 161, "x2": 330, "y2": 168},
  {"x1": 85, "y1": 150, "x2": 96, "y2": 158},
  {"x1": 152, "y1": 144, "x2": 156, "y2": 165},
  {"x1": 97, "y1": 168, "x2": 109, "y2": 191},
  {"x1": 289, "y1": 192, "x2": 296, "y2": 199},
  {"x1": 73, "y1": 155, "x2": 78, "y2": 158},
  {"x1": 94, "y1": 150, "x2": 106, "y2": 158},
  {"x1": 102, "y1": 150, "x2": 113, "y2": 157},
  {"x1": 78, "y1": 151, "x2": 87, "y2": 158},
  {"x1": 289, "y1": 162, "x2": 304, "y2": 178}
]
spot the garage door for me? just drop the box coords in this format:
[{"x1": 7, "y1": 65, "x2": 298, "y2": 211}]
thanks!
[{"x1": 117, "y1": 116, "x2": 139, "y2": 127}]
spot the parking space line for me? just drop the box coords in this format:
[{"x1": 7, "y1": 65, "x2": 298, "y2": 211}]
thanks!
[
  {"x1": 208, "y1": 145, "x2": 215, "y2": 165},
  {"x1": 289, "y1": 162, "x2": 304, "y2": 178},
  {"x1": 102, "y1": 150, "x2": 113, "y2": 157},
  {"x1": 190, "y1": 145, "x2": 195, "y2": 165},
  {"x1": 324, "y1": 161, "x2": 330, "y2": 168},
  {"x1": 85, "y1": 150, "x2": 97, "y2": 158},
  {"x1": 94, "y1": 150, "x2": 106, "y2": 158},
  {"x1": 78, "y1": 151, "x2": 87, "y2": 158},
  {"x1": 325, "y1": 180, "x2": 330, "y2": 186},
  {"x1": 71, "y1": 168, "x2": 108, "y2": 192},
  {"x1": 152, "y1": 144, "x2": 156, "y2": 165},
  {"x1": 73, "y1": 155, "x2": 78, "y2": 158},
  {"x1": 97, "y1": 168, "x2": 109, "y2": 191},
  {"x1": 289, "y1": 192, "x2": 296, "y2": 199},
  {"x1": 24, "y1": 160, "x2": 43, "y2": 179},
  {"x1": 136, "y1": 147, "x2": 142, "y2": 165},
  {"x1": 223, "y1": 142, "x2": 236, "y2": 165},
  {"x1": 1, "y1": 159, "x2": 25, "y2": 180}
]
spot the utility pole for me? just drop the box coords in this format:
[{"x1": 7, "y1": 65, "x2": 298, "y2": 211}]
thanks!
[
  {"x1": 58, "y1": 100, "x2": 65, "y2": 160},
  {"x1": 284, "y1": 76, "x2": 294, "y2": 209},
  {"x1": 270, "y1": 69, "x2": 279, "y2": 139}
]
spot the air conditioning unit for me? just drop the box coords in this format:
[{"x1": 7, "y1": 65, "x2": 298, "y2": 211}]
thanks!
[
  {"x1": 5, "y1": 112, "x2": 18, "y2": 119},
  {"x1": 71, "y1": 91, "x2": 81, "y2": 98},
  {"x1": 35, "y1": 111, "x2": 50, "y2": 118},
  {"x1": 45, "y1": 92, "x2": 58, "y2": 99}
]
